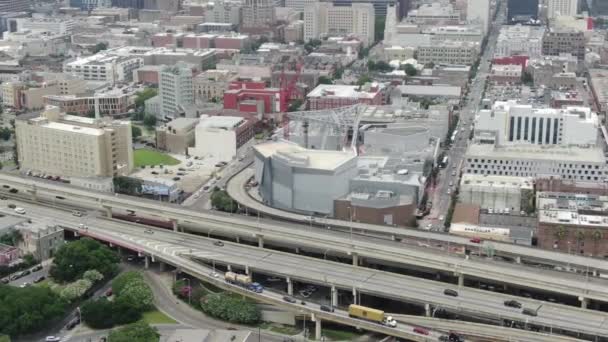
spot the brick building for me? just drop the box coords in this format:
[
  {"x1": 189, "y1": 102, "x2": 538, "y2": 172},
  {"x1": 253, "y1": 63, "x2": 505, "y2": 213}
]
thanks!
[
  {"x1": 542, "y1": 28, "x2": 586, "y2": 60},
  {"x1": 223, "y1": 81, "x2": 286, "y2": 119},
  {"x1": 306, "y1": 84, "x2": 383, "y2": 110}
]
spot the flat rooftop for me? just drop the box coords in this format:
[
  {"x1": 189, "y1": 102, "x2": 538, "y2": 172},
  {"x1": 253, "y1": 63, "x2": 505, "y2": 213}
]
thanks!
[
  {"x1": 466, "y1": 144, "x2": 606, "y2": 163},
  {"x1": 538, "y1": 191, "x2": 608, "y2": 227},
  {"x1": 255, "y1": 141, "x2": 356, "y2": 171},
  {"x1": 461, "y1": 174, "x2": 534, "y2": 189},
  {"x1": 307, "y1": 84, "x2": 380, "y2": 99}
]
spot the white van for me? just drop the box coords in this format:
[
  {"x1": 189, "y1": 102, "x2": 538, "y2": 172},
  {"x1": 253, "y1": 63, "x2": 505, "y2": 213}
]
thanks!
[{"x1": 14, "y1": 207, "x2": 25, "y2": 214}]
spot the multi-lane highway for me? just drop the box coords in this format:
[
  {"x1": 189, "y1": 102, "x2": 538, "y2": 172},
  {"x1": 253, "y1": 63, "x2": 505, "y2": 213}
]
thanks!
[
  {"x1": 4, "y1": 199, "x2": 608, "y2": 340},
  {"x1": 3, "y1": 173, "x2": 608, "y2": 309}
]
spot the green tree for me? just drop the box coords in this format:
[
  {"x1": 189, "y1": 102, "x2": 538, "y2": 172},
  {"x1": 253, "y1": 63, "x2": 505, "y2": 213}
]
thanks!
[
  {"x1": 131, "y1": 126, "x2": 142, "y2": 141},
  {"x1": 118, "y1": 280, "x2": 154, "y2": 312},
  {"x1": 83, "y1": 269, "x2": 104, "y2": 283},
  {"x1": 400, "y1": 63, "x2": 417, "y2": 76},
  {"x1": 356, "y1": 74, "x2": 372, "y2": 86},
  {"x1": 201, "y1": 293, "x2": 261, "y2": 324},
  {"x1": 0, "y1": 285, "x2": 67, "y2": 336},
  {"x1": 134, "y1": 88, "x2": 158, "y2": 108},
  {"x1": 143, "y1": 114, "x2": 157, "y2": 128},
  {"x1": 317, "y1": 76, "x2": 333, "y2": 85},
  {"x1": 554, "y1": 225, "x2": 568, "y2": 243},
  {"x1": 0, "y1": 230, "x2": 21, "y2": 246},
  {"x1": 93, "y1": 42, "x2": 108, "y2": 53},
  {"x1": 287, "y1": 99, "x2": 303, "y2": 112},
  {"x1": 522, "y1": 71, "x2": 533, "y2": 85},
  {"x1": 210, "y1": 190, "x2": 238, "y2": 213},
  {"x1": 108, "y1": 322, "x2": 160, "y2": 342},
  {"x1": 112, "y1": 271, "x2": 144, "y2": 295},
  {"x1": 81, "y1": 298, "x2": 115, "y2": 329},
  {"x1": 575, "y1": 230, "x2": 585, "y2": 253},
  {"x1": 368, "y1": 61, "x2": 392, "y2": 72},
  {"x1": 60, "y1": 279, "x2": 93, "y2": 302},
  {"x1": 0, "y1": 128, "x2": 12, "y2": 141},
  {"x1": 50, "y1": 238, "x2": 120, "y2": 283}
]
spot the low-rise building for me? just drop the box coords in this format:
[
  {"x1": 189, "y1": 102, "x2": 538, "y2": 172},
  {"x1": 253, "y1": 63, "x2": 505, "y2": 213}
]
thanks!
[
  {"x1": 494, "y1": 25, "x2": 544, "y2": 58},
  {"x1": 550, "y1": 91, "x2": 584, "y2": 108},
  {"x1": 64, "y1": 53, "x2": 143, "y2": 83},
  {"x1": 417, "y1": 41, "x2": 479, "y2": 66},
  {"x1": 156, "y1": 117, "x2": 198, "y2": 154},
  {"x1": 489, "y1": 64, "x2": 522, "y2": 85},
  {"x1": 188, "y1": 115, "x2": 254, "y2": 161},
  {"x1": 193, "y1": 69, "x2": 237, "y2": 102},
  {"x1": 307, "y1": 84, "x2": 383, "y2": 110},
  {"x1": 459, "y1": 174, "x2": 534, "y2": 213},
  {"x1": 537, "y1": 192, "x2": 608, "y2": 256},
  {"x1": 17, "y1": 224, "x2": 64, "y2": 261},
  {"x1": 542, "y1": 28, "x2": 586, "y2": 60},
  {"x1": 527, "y1": 54, "x2": 578, "y2": 88},
  {"x1": 0, "y1": 243, "x2": 19, "y2": 266},
  {"x1": 223, "y1": 81, "x2": 286, "y2": 119}
]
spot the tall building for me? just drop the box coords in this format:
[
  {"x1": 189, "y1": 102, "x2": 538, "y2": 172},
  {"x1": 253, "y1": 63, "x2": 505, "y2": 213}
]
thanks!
[
  {"x1": 111, "y1": 0, "x2": 145, "y2": 8},
  {"x1": 0, "y1": 0, "x2": 29, "y2": 12},
  {"x1": 547, "y1": 0, "x2": 578, "y2": 19},
  {"x1": 204, "y1": 0, "x2": 242, "y2": 25},
  {"x1": 15, "y1": 106, "x2": 133, "y2": 178},
  {"x1": 467, "y1": 0, "x2": 490, "y2": 34},
  {"x1": 542, "y1": 27, "x2": 585, "y2": 60},
  {"x1": 507, "y1": 0, "x2": 538, "y2": 23},
  {"x1": 242, "y1": 0, "x2": 275, "y2": 28},
  {"x1": 304, "y1": 2, "x2": 375, "y2": 46},
  {"x1": 69, "y1": 0, "x2": 112, "y2": 10},
  {"x1": 331, "y1": 0, "x2": 397, "y2": 17},
  {"x1": 64, "y1": 54, "x2": 143, "y2": 83},
  {"x1": 159, "y1": 62, "x2": 194, "y2": 120}
]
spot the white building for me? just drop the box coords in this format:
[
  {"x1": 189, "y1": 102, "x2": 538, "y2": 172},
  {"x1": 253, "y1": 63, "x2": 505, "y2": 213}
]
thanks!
[
  {"x1": 63, "y1": 54, "x2": 143, "y2": 84},
  {"x1": 286, "y1": 0, "x2": 317, "y2": 12},
  {"x1": 304, "y1": 2, "x2": 375, "y2": 46},
  {"x1": 547, "y1": 0, "x2": 578, "y2": 19},
  {"x1": 12, "y1": 17, "x2": 75, "y2": 35},
  {"x1": 204, "y1": 0, "x2": 242, "y2": 25},
  {"x1": 188, "y1": 116, "x2": 252, "y2": 161},
  {"x1": 459, "y1": 174, "x2": 534, "y2": 212},
  {"x1": 474, "y1": 100, "x2": 599, "y2": 146},
  {"x1": 466, "y1": 0, "x2": 490, "y2": 35},
  {"x1": 159, "y1": 62, "x2": 194, "y2": 120},
  {"x1": 406, "y1": 3, "x2": 461, "y2": 25},
  {"x1": 494, "y1": 25, "x2": 545, "y2": 58}
]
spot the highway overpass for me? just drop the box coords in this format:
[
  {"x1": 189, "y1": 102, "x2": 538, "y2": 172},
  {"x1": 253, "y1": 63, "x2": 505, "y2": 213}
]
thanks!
[
  {"x1": 2, "y1": 173, "x2": 608, "y2": 310},
  {"x1": 5, "y1": 200, "x2": 608, "y2": 341}
]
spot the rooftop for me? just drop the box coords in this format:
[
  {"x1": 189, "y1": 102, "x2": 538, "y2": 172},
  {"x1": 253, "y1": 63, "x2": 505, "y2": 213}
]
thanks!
[
  {"x1": 198, "y1": 115, "x2": 244, "y2": 129},
  {"x1": 254, "y1": 141, "x2": 356, "y2": 171},
  {"x1": 307, "y1": 84, "x2": 381, "y2": 99},
  {"x1": 461, "y1": 174, "x2": 534, "y2": 189},
  {"x1": 466, "y1": 144, "x2": 606, "y2": 163},
  {"x1": 538, "y1": 191, "x2": 608, "y2": 227}
]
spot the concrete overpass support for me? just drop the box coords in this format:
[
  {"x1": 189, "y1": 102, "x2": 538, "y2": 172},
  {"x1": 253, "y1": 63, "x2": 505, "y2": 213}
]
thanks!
[
  {"x1": 29, "y1": 189, "x2": 37, "y2": 201},
  {"x1": 159, "y1": 262, "x2": 165, "y2": 272},
  {"x1": 331, "y1": 286, "x2": 338, "y2": 307},
  {"x1": 352, "y1": 287, "x2": 357, "y2": 305},
  {"x1": 245, "y1": 265, "x2": 249, "y2": 275},
  {"x1": 515, "y1": 256, "x2": 521, "y2": 264},
  {"x1": 315, "y1": 317, "x2": 322, "y2": 341},
  {"x1": 455, "y1": 273, "x2": 464, "y2": 287},
  {"x1": 144, "y1": 256, "x2": 150, "y2": 269},
  {"x1": 102, "y1": 205, "x2": 112, "y2": 218},
  {"x1": 171, "y1": 219, "x2": 178, "y2": 232},
  {"x1": 286, "y1": 277, "x2": 293, "y2": 296},
  {"x1": 425, "y1": 303, "x2": 431, "y2": 317},
  {"x1": 580, "y1": 297, "x2": 589, "y2": 309},
  {"x1": 257, "y1": 235, "x2": 264, "y2": 248},
  {"x1": 352, "y1": 252, "x2": 359, "y2": 266}
]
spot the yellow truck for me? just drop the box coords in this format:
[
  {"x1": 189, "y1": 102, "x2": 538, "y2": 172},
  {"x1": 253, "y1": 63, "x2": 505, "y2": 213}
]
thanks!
[{"x1": 348, "y1": 304, "x2": 397, "y2": 327}]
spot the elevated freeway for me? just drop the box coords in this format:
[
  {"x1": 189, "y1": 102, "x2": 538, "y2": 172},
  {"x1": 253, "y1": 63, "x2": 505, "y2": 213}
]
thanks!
[
  {"x1": 5, "y1": 199, "x2": 608, "y2": 341},
  {"x1": 2, "y1": 173, "x2": 608, "y2": 309}
]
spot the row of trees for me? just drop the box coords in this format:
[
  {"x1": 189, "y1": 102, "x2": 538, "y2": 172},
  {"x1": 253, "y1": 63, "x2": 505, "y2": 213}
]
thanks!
[
  {"x1": 81, "y1": 271, "x2": 154, "y2": 329},
  {"x1": 50, "y1": 238, "x2": 120, "y2": 283},
  {"x1": 108, "y1": 322, "x2": 159, "y2": 342}
]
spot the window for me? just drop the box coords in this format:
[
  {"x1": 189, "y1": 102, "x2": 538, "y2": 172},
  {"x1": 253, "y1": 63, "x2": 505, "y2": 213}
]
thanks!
[
  {"x1": 531, "y1": 117, "x2": 536, "y2": 143},
  {"x1": 524, "y1": 117, "x2": 529, "y2": 140},
  {"x1": 516, "y1": 117, "x2": 522, "y2": 140},
  {"x1": 546, "y1": 118, "x2": 551, "y2": 144},
  {"x1": 509, "y1": 116, "x2": 515, "y2": 141},
  {"x1": 538, "y1": 118, "x2": 544, "y2": 145}
]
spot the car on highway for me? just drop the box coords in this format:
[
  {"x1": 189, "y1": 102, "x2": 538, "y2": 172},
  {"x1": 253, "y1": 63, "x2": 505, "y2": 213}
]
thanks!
[
  {"x1": 45, "y1": 336, "x2": 61, "y2": 342},
  {"x1": 8, "y1": 188, "x2": 18, "y2": 193},
  {"x1": 14, "y1": 207, "x2": 25, "y2": 214},
  {"x1": 446, "y1": 189, "x2": 451, "y2": 195},
  {"x1": 413, "y1": 327, "x2": 429, "y2": 335},
  {"x1": 443, "y1": 289, "x2": 458, "y2": 297},
  {"x1": 320, "y1": 305, "x2": 334, "y2": 312},
  {"x1": 7, "y1": 203, "x2": 15, "y2": 209},
  {"x1": 72, "y1": 210, "x2": 83, "y2": 217},
  {"x1": 213, "y1": 240, "x2": 224, "y2": 247},
  {"x1": 522, "y1": 308, "x2": 537, "y2": 316},
  {"x1": 469, "y1": 237, "x2": 481, "y2": 244},
  {"x1": 282, "y1": 296, "x2": 296, "y2": 303},
  {"x1": 2, "y1": 185, "x2": 9, "y2": 189},
  {"x1": 504, "y1": 300, "x2": 522, "y2": 308},
  {"x1": 144, "y1": 228, "x2": 154, "y2": 234},
  {"x1": 55, "y1": 196, "x2": 65, "y2": 200}
]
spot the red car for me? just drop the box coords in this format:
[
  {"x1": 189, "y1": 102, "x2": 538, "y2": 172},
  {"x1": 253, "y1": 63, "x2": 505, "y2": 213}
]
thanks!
[
  {"x1": 470, "y1": 237, "x2": 481, "y2": 243},
  {"x1": 105, "y1": 288, "x2": 113, "y2": 297},
  {"x1": 413, "y1": 327, "x2": 429, "y2": 335}
]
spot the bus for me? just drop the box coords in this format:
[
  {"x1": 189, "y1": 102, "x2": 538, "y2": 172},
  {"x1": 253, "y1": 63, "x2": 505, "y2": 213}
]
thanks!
[{"x1": 440, "y1": 156, "x2": 449, "y2": 168}]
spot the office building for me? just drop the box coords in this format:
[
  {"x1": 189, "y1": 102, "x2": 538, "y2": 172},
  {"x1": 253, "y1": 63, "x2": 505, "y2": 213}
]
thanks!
[
  {"x1": 223, "y1": 81, "x2": 286, "y2": 119},
  {"x1": 406, "y1": 3, "x2": 461, "y2": 25},
  {"x1": 416, "y1": 41, "x2": 480, "y2": 65},
  {"x1": 467, "y1": 0, "x2": 490, "y2": 34},
  {"x1": 537, "y1": 192, "x2": 608, "y2": 256},
  {"x1": 474, "y1": 100, "x2": 599, "y2": 147},
  {"x1": 156, "y1": 118, "x2": 198, "y2": 154},
  {"x1": 286, "y1": 0, "x2": 317, "y2": 12},
  {"x1": 331, "y1": 0, "x2": 396, "y2": 17},
  {"x1": 64, "y1": 54, "x2": 143, "y2": 83},
  {"x1": 15, "y1": 106, "x2": 133, "y2": 178},
  {"x1": 69, "y1": 0, "x2": 112, "y2": 10},
  {"x1": 159, "y1": 63, "x2": 194, "y2": 120},
  {"x1": 307, "y1": 84, "x2": 383, "y2": 110},
  {"x1": 547, "y1": 0, "x2": 578, "y2": 19},
  {"x1": 507, "y1": 0, "x2": 538, "y2": 23},
  {"x1": 188, "y1": 116, "x2": 254, "y2": 161},
  {"x1": 11, "y1": 17, "x2": 76, "y2": 35},
  {"x1": 204, "y1": 0, "x2": 242, "y2": 25},
  {"x1": 304, "y1": 2, "x2": 375, "y2": 46},
  {"x1": 459, "y1": 174, "x2": 534, "y2": 213},
  {"x1": 111, "y1": 0, "x2": 145, "y2": 8},
  {"x1": 0, "y1": 0, "x2": 29, "y2": 12},
  {"x1": 542, "y1": 28, "x2": 585, "y2": 60},
  {"x1": 495, "y1": 25, "x2": 545, "y2": 58},
  {"x1": 242, "y1": 0, "x2": 275, "y2": 28},
  {"x1": 194, "y1": 69, "x2": 237, "y2": 102}
]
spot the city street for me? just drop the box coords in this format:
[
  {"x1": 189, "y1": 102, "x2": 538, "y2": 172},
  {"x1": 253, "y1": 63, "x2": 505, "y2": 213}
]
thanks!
[{"x1": 423, "y1": 0, "x2": 507, "y2": 230}]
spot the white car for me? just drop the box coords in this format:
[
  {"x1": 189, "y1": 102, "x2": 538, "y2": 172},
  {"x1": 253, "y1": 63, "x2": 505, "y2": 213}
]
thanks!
[
  {"x1": 14, "y1": 207, "x2": 25, "y2": 214},
  {"x1": 46, "y1": 337, "x2": 61, "y2": 342},
  {"x1": 439, "y1": 215, "x2": 445, "y2": 221}
]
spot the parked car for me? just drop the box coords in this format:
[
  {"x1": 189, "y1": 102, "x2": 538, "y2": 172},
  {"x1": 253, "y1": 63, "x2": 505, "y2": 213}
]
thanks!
[
  {"x1": 105, "y1": 288, "x2": 113, "y2": 297},
  {"x1": 413, "y1": 327, "x2": 429, "y2": 335},
  {"x1": 31, "y1": 264, "x2": 43, "y2": 272},
  {"x1": 45, "y1": 336, "x2": 61, "y2": 342},
  {"x1": 320, "y1": 305, "x2": 334, "y2": 312},
  {"x1": 443, "y1": 289, "x2": 458, "y2": 297},
  {"x1": 33, "y1": 276, "x2": 46, "y2": 283},
  {"x1": 1, "y1": 278, "x2": 8, "y2": 284},
  {"x1": 20, "y1": 270, "x2": 31, "y2": 277}
]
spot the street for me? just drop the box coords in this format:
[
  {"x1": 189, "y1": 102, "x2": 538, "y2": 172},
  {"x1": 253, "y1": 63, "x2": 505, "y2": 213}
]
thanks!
[{"x1": 421, "y1": 0, "x2": 507, "y2": 231}]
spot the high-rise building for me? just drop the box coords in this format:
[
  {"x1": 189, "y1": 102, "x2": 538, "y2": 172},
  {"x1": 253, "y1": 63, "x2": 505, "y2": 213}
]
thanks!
[
  {"x1": 242, "y1": 0, "x2": 275, "y2": 28},
  {"x1": 0, "y1": 0, "x2": 29, "y2": 12},
  {"x1": 467, "y1": 0, "x2": 490, "y2": 34},
  {"x1": 159, "y1": 62, "x2": 194, "y2": 120},
  {"x1": 542, "y1": 27, "x2": 585, "y2": 60},
  {"x1": 111, "y1": 0, "x2": 145, "y2": 8},
  {"x1": 304, "y1": 2, "x2": 375, "y2": 46},
  {"x1": 507, "y1": 0, "x2": 538, "y2": 23},
  {"x1": 15, "y1": 106, "x2": 133, "y2": 178},
  {"x1": 547, "y1": 0, "x2": 578, "y2": 19},
  {"x1": 69, "y1": 0, "x2": 112, "y2": 10}
]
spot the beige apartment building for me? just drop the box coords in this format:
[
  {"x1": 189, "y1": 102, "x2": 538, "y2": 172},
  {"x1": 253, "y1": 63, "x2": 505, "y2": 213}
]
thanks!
[
  {"x1": 304, "y1": 2, "x2": 375, "y2": 46},
  {"x1": 16, "y1": 106, "x2": 133, "y2": 178},
  {"x1": 193, "y1": 69, "x2": 237, "y2": 102},
  {"x1": 417, "y1": 41, "x2": 480, "y2": 66}
]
